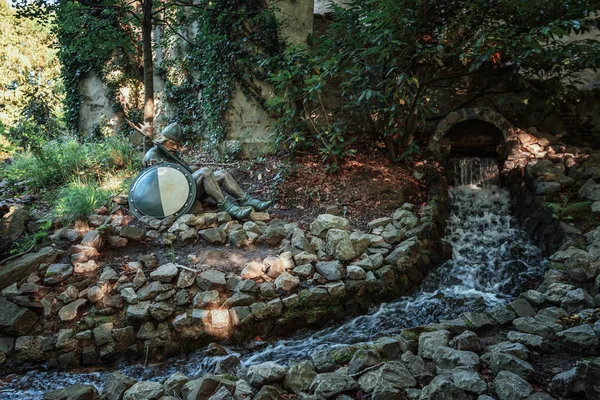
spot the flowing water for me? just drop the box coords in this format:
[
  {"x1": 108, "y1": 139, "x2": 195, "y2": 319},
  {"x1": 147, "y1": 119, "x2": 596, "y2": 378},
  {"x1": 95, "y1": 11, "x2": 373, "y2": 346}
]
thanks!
[{"x1": 0, "y1": 157, "x2": 548, "y2": 399}]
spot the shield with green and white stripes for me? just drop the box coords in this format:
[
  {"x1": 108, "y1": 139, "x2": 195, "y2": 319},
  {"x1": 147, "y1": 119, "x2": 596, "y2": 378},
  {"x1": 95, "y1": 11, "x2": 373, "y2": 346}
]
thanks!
[{"x1": 128, "y1": 162, "x2": 196, "y2": 219}]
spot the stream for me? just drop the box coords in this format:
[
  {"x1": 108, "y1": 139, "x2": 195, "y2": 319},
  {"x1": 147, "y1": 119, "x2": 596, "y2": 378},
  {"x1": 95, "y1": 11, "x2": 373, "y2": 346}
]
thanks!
[{"x1": 0, "y1": 157, "x2": 548, "y2": 399}]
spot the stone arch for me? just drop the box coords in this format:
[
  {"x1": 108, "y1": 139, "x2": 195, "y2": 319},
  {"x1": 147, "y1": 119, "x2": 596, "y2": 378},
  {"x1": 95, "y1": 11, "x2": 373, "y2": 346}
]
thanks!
[{"x1": 428, "y1": 107, "x2": 517, "y2": 160}]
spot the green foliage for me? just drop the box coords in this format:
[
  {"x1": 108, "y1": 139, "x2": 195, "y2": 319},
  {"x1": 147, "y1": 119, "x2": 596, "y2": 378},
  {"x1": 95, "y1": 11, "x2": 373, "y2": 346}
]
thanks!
[
  {"x1": 268, "y1": 0, "x2": 600, "y2": 163},
  {"x1": 9, "y1": 219, "x2": 52, "y2": 254},
  {"x1": 544, "y1": 200, "x2": 592, "y2": 221},
  {"x1": 160, "y1": 0, "x2": 281, "y2": 155},
  {"x1": 52, "y1": 0, "x2": 138, "y2": 134},
  {"x1": 0, "y1": 0, "x2": 64, "y2": 150},
  {"x1": 54, "y1": 178, "x2": 111, "y2": 222}
]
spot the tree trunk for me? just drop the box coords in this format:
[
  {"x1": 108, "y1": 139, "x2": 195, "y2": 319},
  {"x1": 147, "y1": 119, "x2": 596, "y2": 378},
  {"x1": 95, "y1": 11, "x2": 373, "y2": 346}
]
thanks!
[{"x1": 142, "y1": 0, "x2": 154, "y2": 140}]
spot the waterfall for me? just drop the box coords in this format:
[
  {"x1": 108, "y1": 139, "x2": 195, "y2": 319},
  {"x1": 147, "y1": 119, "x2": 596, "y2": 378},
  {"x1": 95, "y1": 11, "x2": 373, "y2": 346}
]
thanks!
[{"x1": 451, "y1": 157, "x2": 500, "y2": 188}]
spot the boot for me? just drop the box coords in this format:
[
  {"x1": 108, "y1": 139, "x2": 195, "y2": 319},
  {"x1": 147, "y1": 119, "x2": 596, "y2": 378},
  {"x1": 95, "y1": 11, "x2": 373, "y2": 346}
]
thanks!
[
  {"x1": 218, "y1": 198, "x2": 252, "y2": 220},
  {"x1": 238, "y1": 194, "x2": 272, "y2": 212}
]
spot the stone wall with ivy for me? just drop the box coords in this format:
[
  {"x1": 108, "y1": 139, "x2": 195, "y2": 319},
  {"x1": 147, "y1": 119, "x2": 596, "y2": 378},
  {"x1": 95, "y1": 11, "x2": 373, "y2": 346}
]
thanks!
[{"x1": 74, "y1": 0, "x2": 315, "y2": 158}]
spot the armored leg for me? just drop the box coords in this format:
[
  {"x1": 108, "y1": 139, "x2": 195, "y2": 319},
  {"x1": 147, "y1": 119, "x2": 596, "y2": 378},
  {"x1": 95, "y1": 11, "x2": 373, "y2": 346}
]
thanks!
[
  {"x1": 193, "y1": 167, "x2": 225, "y2": 203},
  {"x1": 213, "y1": 169, "x2": 273, "y2": 212},
  {"x1": 193, "y1": 168, "x2": 251, "y2": 220},
  {"x1": 214, "y1": 169, "x2": 246, "y2": 199}
]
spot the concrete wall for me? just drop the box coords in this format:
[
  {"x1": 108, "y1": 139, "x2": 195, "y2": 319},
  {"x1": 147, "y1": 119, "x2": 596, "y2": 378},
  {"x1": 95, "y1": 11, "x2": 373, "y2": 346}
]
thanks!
[{"x1": 78, "y1": 72, "x2": 122, "y2": 138}]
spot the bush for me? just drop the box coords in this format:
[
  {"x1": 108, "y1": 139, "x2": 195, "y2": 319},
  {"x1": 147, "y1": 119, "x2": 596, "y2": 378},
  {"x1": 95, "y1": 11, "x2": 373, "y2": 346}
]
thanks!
[
  {"x1": 0, "y1": 135, "x2": 140, "y2": 188},
  {"x1": 53, "y1": 179, "x2": 111, "y2": 222}
]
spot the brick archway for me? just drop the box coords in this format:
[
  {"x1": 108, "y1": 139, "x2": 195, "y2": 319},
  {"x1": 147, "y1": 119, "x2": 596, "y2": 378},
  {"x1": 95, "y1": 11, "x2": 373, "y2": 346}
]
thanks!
[{"x1": 428, "y1": 107, "x2": 516, "y2": 160}]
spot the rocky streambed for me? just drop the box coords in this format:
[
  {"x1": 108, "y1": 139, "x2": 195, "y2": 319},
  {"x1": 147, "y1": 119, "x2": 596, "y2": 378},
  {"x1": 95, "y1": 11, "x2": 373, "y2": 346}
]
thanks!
[{"x1": 1, "y1": 179, "x2": 554, "y2": 399}]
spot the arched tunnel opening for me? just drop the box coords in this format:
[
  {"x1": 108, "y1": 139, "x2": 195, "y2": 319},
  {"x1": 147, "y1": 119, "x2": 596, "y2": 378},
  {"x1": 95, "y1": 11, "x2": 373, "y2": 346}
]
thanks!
[
  {"x1": 445, "y1": 119, "x2": 504, "y2": 187},
  {"x1": 446, "y1": 119, "x2": 503, "y2": 157}
]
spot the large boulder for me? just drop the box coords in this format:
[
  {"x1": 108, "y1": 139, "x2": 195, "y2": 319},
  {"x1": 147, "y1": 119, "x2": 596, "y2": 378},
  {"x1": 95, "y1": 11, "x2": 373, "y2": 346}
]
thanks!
[
  {"x1": 284, "y1": 361, "x2": 317, "y2": 394},
  {"x1": 123, "y1": 381, "x2": 164, "y2": 400},
  {"x1": 0, "y1": 247, "x2": 60, "y2": 289},
  {"x1": 0, "y1": 208, "x2": 28, "y2": 246},
  {"x1": 103, "y1": 371, "x2": 136, "y2": 400},
  {"x1": 0, "y1": 296, "x2": 38, "y2": 335},
  {"x1": 309, "y1": 372, "x2": 358, "y2": 399},
  {"x1": 493, "y1": 371, "x2": 533, "y2": 400},
  {"x1": 43, "y1": 384, "x2": 99, "y2": 400},
  {"x1": 246, "y1": 361, "x2": 286, "y2": 387},
  {"x1": 310, "y1": 215, "x2": 350, "y2": 238}
]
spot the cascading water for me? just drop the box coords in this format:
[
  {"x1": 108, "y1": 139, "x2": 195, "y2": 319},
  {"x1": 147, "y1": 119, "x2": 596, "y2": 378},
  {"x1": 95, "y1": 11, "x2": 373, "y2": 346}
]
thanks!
[{"x1": 0, "y1": 157, "x2": 548, "y2": 399}]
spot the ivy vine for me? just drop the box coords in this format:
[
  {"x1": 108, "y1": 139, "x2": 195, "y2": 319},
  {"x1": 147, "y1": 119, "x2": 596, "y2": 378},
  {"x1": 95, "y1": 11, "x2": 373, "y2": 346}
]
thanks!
[{"x1": 160, "y1": 0, "x2": 282, "y2": 153}]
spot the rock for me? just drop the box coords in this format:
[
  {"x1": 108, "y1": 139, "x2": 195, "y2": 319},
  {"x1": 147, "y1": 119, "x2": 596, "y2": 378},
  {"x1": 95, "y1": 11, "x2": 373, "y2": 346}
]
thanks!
[
  {"x1": 43, "y1": 384, "x2": 99, "y2": 400},
  {"x1": 126, "y1": 301, "x2": 151, "y2": 323},
  {"x1": 493, "y1": 371, "x2": 533, "y2": 400},
  {"x1": 462, "y1": 312, "x2": 495, "y2": 331},
  {"x1": 481, "y1": 350, "x2": 534, "y2": 379},
  {"x1": 150, "y1": 263, "x2": 179, "y2": 282},
  {"x1": 346, "y1": 265, "x2": 366, "y2": 280},
  {"x1": 535, "y1": 182, "x2": 561, "y2": 195},
  {"x1": 506, "y1": 331, "x2": 545, "y2": 351},
  {"x1": 374, "y1": 337, "x2": 402, "y2": 359},
  {"x1": 193, "y1": 290, "x2": 220, "y2": 308},
  {"x1": 264, "y1": 257, "x2": 286, "y2": 278},
  {"x1": 58, "y1": 298, "x2": 87, "y2": 322},
  {"x1": 310, "y1": 214, "x2": 351, "y2": 238},
  {"x1": 284, "y1": 360, "x2": 317, "y2": 394},
  {"x1": 208, "y1": 386, "x2": 234, "y2": 400},
  {"x1": 123, "y1": 381, "x2": 164, "y2": 400},
  {"x1": 293, "y1": 264, "x2": 314, "y2": 278},
  {"x1": 81, "y1": 230, "x2": 103, "y2": 249},
  {"x1": 512, "y1": 316, "x2": 562, "y2": 339},
  {"x1": 44, "y1": 263, "x2": 73, "y2": 285},
  {"x1": 420, "y1": 375, "x2": 468, "y2": 400},
  {"x1": 120, "y1": 288, "x2": 138, "y2": 304},
  {"x1": 368, "y1": 217, "x2": 393, "y2": 230},
  {"x1": 489, "y1": 305, "x2": 517, "y2": 325},
  {"x1": 163, "y1": 372, "x2": 189, "y2": 397},
  {"x1": 309, "y1": 372, "x2": 358, "y2": 399},
  {"x1": 348, "y1": 349, "x2": 381, "y2": 375},
  {"x1": 384, "y1": 238, "x2": 418, "y2": 266},
  {"x1": 199, "y1": 228, "x2": 226, "y2": 244},
  {"x1": 555, "y1": 324, "x2": 599, "y2": 353},
  {"x1": 74, "y1": 260, "x2": 100, "y2": 274},
  {"x1": 274, "y1": 272, "x2": 300, "y2": 291},
  {"x1": 149, "y1": 302, "x2": 174, "y2": 321},
  {"x1": 185, "y1": 375, "x2": 236, "y2": 400},
  {"x1": 103, "y1": 371, "x2": 136, "y2": 400},
  {"x1": 451, "y1": 367, "x2": 487, "y2": 394},
  {"x1": 578, "y1": 178, "x2": 600, "y2": 202},
  {"x1": 108, "y1": 236, "x2": 128, "y2": 247},
  {"x1": 315, "y1": 260, "x2": 344, "y2": 281},
  {"x1": 432, "y1": 346, "x2": 480, "y2": 371},
  {"x1": 214, "y1": 355, "x2": 241, "y2": 375},
  {"x1": 369, "y1": 362, "x2": 417, "y2": 397},
  {"x1": 120, "y1": 226, "x2": 145, "y2": 241},
  {"x1": 177, "y1": 270, "x2": 196, "y2": 288},
  {"x1": 0, "y1": 296, "x2": 37, "y2": 335},
  {"x1": 510, "y1": 299, "x2": 536, "y2": 318},
  {"x1": 241, "y1": 262, "x2": 264, "y2": 279},
  {"x1": 258, "y1": 225, "x2": 286, "y2": 246},
  {"x1": 326, "y1": 229, "x2": 356, "y2": 261},
  {"x1": 0, "y1": 247, "x2": 59, "y2": 290},
  {"x1": 418, "y1": 330, "x2": 450, "y2": 359},
  {"x1": 250, "y1": 299, "x2": 282, "y2": 320},
  {"x1": 561, "y1": 288, "x2": 594, "y2": 313},
  {"x1": 550, "y1": 367, "x2": 579, "y2": 397},
  {"x1": 196, "y1": 270, "x2": 227, "y2": 291},
  {"x1": 451, "y1": 331, "x2": 480, "y2": 352},
  {"x1": 521, "y1": 290, "x2": 546, "y2": 306},
  {"x1": 88, "y1": 286, "x2": 105, "y2": 303}
]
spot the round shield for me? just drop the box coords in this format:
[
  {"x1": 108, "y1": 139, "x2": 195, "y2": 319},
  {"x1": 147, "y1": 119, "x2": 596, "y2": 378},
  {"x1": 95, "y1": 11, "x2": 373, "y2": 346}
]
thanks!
[{"x1": 128, "y1": 162, "x2": 196, "y2": 219}]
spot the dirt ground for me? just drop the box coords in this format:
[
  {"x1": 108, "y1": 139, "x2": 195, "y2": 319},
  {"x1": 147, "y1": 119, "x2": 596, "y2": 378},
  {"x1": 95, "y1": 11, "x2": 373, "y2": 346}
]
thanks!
[{"x1": 225, "y1": 151, "x2": 427, "y2": 232}]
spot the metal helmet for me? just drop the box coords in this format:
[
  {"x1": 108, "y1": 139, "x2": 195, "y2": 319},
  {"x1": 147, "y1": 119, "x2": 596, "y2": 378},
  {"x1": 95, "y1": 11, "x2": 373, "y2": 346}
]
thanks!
[{"x1": 156, "y1": 122, "x2": 183, "y2": 144}]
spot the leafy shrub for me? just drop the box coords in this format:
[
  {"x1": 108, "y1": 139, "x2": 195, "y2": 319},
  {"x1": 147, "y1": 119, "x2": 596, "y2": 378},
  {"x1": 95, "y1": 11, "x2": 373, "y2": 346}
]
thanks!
[
  {"x1": 53, "y1": 179, "x2": 111, "y2": 222},
  {"x1": 1, "y1": 135, "x2": 139, "y2": 188}
]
